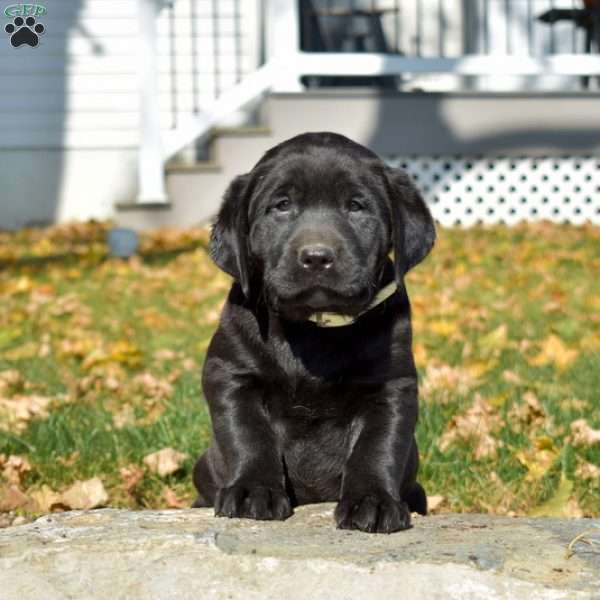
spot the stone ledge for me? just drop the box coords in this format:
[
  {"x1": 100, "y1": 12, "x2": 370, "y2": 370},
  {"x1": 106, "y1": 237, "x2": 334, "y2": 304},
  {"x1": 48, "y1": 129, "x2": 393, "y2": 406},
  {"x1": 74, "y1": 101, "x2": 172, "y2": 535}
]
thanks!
[{"x1": 0, "y1": 504, "x2": 598, "y2": 599}]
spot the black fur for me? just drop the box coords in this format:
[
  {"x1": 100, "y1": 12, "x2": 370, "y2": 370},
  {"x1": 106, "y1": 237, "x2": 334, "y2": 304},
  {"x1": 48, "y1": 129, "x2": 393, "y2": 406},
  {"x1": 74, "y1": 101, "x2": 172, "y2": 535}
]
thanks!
[{"x1": 192, "y1": 132, "x2": 435, "y2": 533}]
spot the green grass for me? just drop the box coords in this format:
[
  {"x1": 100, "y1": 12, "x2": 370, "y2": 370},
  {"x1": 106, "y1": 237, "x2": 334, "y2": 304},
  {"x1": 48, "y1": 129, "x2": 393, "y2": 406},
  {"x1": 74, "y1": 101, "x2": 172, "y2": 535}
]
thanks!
[{"x1": 0, "y1": 222, "x2": 598, "y2": 519}]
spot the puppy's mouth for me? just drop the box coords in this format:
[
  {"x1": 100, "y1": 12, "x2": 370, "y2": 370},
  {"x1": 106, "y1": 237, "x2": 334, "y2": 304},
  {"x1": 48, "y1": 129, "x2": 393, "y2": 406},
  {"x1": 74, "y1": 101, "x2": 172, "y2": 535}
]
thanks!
[{"x1": 272, "y1": 285, "x2": 372, "y2": 319}]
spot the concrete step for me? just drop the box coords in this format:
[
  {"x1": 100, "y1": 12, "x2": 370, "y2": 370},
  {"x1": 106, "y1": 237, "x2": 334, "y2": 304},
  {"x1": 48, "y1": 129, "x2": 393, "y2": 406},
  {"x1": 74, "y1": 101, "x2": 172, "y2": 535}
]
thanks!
[
  {"x1": 116, "y1": 125, "x2": 274, "y2": 230},
  {"x1": 1, "y1": 505, "x2": 598, "y2": 599}
]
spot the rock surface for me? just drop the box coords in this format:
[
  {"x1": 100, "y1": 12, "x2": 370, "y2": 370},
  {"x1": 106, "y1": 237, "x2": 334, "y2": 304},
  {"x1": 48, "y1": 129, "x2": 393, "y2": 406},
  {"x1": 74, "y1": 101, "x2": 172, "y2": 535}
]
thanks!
[{"x1": 0, "y1": 504, "x2": 598, "y2": 599}]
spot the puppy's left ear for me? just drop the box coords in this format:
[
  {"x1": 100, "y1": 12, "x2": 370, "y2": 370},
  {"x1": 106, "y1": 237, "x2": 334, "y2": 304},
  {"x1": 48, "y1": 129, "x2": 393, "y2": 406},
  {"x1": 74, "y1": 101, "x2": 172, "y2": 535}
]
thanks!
[
  {"x1": 209, "y1": 173, "x2": 253, "y2": 298},
  {"x1": 385, "y1": 167, "x2": 436, "y2": 282}
]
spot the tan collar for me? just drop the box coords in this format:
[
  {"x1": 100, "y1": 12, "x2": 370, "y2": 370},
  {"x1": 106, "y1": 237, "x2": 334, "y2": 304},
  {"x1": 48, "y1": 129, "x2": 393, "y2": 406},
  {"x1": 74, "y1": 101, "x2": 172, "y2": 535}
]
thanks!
[{"x1": 307, "y1": 281, "x2": 398, "y2": 328}]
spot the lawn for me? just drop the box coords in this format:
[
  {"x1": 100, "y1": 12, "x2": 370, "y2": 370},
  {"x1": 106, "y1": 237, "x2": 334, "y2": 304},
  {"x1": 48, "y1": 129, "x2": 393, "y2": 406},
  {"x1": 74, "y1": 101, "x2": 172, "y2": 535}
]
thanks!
[{"x1": 0, "y1": 221, "x2": 598, "y2": 525}]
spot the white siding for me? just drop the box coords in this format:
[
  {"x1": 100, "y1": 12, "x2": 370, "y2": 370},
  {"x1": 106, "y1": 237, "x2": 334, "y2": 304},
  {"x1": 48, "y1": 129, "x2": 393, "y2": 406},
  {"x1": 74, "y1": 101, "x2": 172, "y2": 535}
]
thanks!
[{"x1": 0, "y1": 0, "x2": 261, "y2": 150}]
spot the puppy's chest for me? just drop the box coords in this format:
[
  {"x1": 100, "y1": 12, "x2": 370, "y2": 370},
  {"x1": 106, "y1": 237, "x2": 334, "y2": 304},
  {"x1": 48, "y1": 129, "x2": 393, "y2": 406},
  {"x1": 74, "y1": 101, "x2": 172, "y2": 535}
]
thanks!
[{"x1": 265, "y1": 376, "x2": 350, "y2": 421}]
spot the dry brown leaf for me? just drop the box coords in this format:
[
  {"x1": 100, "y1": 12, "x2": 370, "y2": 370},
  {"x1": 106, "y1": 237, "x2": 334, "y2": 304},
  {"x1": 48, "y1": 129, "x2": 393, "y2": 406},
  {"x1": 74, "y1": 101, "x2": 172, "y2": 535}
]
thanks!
[
  {"x1": 164, "y1": 486, "x2": 187, "y2": 509},
  {"x1": 0, "y1": 395, "x2": 52, "y2": 431},
  {"x1": 508, "y1": 391, "x2": 546, "y2": 431},
  {"x1": 136, "y1": 401, "x2": 166, "y2": 426},
  {"x1": 575, "y1": 460, "x2": 600, "y2": 481},
  {"x1": 59, "y1": 336, "x2": 97, "y2": 359},
  {"x1": 120, "y1": 465, "x2": 145, "y2": 493},
  {"x1": 181, "y1": 357, "x2": 197, "y2": 371},
  {"x1": 112, "y1": 404, "x2": 136, "y2": 429},
  {"x1": 421, "y1": 363, "x2": 480, "y2": 403},
  {"x1": 427, "y1": 495, "x2": 445, "y2": 513},
  {"x1": 529, "y1": 334, "x2": 578, "y2": 371},
  {"x1": 0, "y1": 369, "x2": 22, "y2": 395},
  {"x1": 502, "y1": 370, "x2": 523, "y2": 385},
  {"x1": 133, "y1": 372, "x2": 173, "y2": 401},
  {"x1": 0, "y1": 484, "x2": 29, "y2": 511},
  {"x1": 61, "y1": 477, "x2": 108, "y2": 510},
  {"x1": 153, "y1": 349, "x2": 178, "y2": 361},
  {"x1": 438, "y1": 394, "x2": 503, "y2": 459},
  {"x1": 0, "y1": 454, "x2": 31, "y2": 485},
  {"x1": 30, "y1": 484, "x2": 65, "y2": 513},
  {"x1": 143, "y1": 448, "x2": 187, "y2": 477},
  {"x1": 201, "y1": 307, "x2": 222, "y2": 326},
  {"x1": 570, "y1": 419, "x2": 600, "y2": 447}
]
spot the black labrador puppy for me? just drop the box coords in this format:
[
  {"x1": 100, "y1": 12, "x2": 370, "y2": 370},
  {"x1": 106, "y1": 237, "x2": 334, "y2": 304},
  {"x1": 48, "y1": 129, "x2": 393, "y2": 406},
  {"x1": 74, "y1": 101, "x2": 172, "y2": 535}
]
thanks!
[{"x1": 192, "y1": 132, "x2": 435, "y2": 533}]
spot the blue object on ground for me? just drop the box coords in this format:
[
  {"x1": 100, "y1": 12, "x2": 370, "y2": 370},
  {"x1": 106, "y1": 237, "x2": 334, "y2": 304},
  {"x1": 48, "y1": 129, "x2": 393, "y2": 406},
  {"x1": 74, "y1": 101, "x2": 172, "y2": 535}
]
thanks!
[{"x1": 107, "y1": 228, "x2": 139, "y2": 258}]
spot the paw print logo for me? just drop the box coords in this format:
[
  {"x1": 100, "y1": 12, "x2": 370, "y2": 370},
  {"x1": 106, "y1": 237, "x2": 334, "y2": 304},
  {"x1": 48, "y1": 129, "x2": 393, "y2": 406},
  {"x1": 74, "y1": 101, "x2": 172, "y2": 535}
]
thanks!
[{"x1": 5, "y1": 16, "x2": 45, "y2": 48}]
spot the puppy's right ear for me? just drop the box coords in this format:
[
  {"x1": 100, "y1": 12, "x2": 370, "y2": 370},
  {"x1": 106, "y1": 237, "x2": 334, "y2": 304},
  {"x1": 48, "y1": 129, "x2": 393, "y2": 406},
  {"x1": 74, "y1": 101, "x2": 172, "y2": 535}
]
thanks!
[{"x1": 209, "y1": 174, "x2": 252, "y2": 297}]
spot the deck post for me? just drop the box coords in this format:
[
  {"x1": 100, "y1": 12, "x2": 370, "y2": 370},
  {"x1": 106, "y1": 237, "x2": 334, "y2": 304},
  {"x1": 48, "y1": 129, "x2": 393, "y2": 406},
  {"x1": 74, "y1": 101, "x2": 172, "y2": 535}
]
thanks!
[
  {"x1": 267, "y1": 0, "x2": 303, "y2": 92},
  {"x1": 137, "y1": 0, "x2": 168, "y2": 203}
]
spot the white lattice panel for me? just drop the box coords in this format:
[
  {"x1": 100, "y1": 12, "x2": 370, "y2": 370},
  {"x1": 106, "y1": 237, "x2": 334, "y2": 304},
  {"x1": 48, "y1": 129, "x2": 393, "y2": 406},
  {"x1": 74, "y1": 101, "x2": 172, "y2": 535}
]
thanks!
[{"x1": 387, "y1": 156, "x2": 600, "y2": 226}]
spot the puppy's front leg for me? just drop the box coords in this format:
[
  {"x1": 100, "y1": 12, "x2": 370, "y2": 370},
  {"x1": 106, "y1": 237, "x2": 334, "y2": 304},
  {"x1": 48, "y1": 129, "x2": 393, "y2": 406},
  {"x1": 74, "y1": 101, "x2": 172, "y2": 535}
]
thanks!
[
  {"x1": 335, "y1": 379, "x2": 418, "y2": 534},
  {"x1": 205, "y1": 368, "x2": 292, "y2": 521}
]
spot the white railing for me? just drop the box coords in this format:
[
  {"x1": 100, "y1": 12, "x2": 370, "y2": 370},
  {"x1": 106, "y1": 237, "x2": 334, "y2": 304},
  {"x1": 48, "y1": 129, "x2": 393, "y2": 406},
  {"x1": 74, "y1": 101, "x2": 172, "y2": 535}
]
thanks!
[{"x1": 136, "y1": 0, "x2": 600, "y2": 204}]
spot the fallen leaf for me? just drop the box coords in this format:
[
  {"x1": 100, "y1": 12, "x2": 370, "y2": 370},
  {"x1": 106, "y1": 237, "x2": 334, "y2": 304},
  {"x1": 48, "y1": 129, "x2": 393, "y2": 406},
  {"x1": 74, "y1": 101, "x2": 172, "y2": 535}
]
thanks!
[
  {"x1": 429, "y1": 319, "x2": 458, "y2": 338},
  {"x1": 133, "y1": 372, "x2": 173, "y2": 401},
  {"x1": 508, "y1": 392, "x2": 546, "y2": 432},
  {"x1": 529, "y1": 334, "x2": 578, "y2": 371},
  {"x1": 0, "y1": 395, "x2": 52, "y2": 431},
  {"x1": 0, "y1": 454, "x2": 31, "y2": 485},
  {"x1": 421, "y1": 363, "x2": 480, "y2": 403},
  {"x1": 30, "y1": 484, "x2": 65, "y2": 513},
  {"x1": 82, "y1": 340, "x2": 142, "y2": 371},
  {"x1": 0, "y1": 484, "x2": 29, "y2": 511},
  {"x1": 570, "y1": 419, "x2": 600, "y2": 447},
  {"x1": 201, "y1": 307, "x2": 222, "y2": 326},
  {"x1": 438, "y1": 394, "x2": 503, "y2": 459},
  {"x1": 164, "y1": 486, "x2": 187, "y2": 509},
  {"x1": 575, "y1": 460, "x2": 600, "y2": 481},
  {"x1": 0, "y1": 369, "x2": 22, "y2": 395},
  {"x1": 112, "y1": 404, "x2": 136, "y2": 429},
  {"x1": 502, "y1": 370, "x2": 523, "y2": 385},
  {"x1": 515, "y1": 445, "x2": 559, "y2": 481},
  {"x1": 182, "y1": 357, "x2": 197, "y2": 371},
  {"x1": 427, "y1": 495, "x2": 445, "y2": 513},
  {"x1": 143, "y1": 448, "x2": 187, "y2": 477},
  {"x1": 61, "y1": 477, "x2": 108, "y2": 510},
  {"x1": 120, "y1": 465, "x2": 145, "y2": 493},
  {"x1": 153, "y1": 349, "x2": 178, "y2": 361}
]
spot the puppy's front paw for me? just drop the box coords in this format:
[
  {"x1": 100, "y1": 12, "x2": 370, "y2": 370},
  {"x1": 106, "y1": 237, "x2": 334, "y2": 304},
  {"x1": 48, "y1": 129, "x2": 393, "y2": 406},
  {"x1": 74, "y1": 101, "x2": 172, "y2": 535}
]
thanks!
[
  {"x1": 335, "y1": 493, "x2": 411, "y2": 534},
  {"x1": 215, "y1": 484, "x2": 292, "y2": 521}
]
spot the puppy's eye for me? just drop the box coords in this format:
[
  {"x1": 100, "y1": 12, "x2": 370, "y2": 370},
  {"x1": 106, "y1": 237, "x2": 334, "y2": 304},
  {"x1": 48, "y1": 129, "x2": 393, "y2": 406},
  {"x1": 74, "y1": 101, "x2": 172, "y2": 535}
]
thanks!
[
  {"x1": 274, "y1": 197, "x2": 291, "y2": 212},
  {"x1": 348, "y1": 198, "x2": 364, "y2": 212}
]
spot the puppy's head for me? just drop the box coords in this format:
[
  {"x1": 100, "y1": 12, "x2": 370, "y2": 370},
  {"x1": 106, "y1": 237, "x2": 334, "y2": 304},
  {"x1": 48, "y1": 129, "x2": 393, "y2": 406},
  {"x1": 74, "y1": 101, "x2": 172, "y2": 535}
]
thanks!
[{"x1": 210, "y1": 132, "x2": 435, "y2": 320}]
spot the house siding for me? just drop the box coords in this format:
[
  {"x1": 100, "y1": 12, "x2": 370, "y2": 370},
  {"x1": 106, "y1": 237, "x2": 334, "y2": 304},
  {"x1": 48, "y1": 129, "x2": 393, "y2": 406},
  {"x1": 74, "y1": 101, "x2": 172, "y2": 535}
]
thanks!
[{"x1": 0, "y1": 0, "x2": 259, "y2": 227}]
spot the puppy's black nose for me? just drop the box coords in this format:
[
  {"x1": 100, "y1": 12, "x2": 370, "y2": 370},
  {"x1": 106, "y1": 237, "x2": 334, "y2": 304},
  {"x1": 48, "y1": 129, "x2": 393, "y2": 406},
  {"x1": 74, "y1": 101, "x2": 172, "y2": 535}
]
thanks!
[{"x1": 298, "y1": 244, "x2": 335, "y2": 270}]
